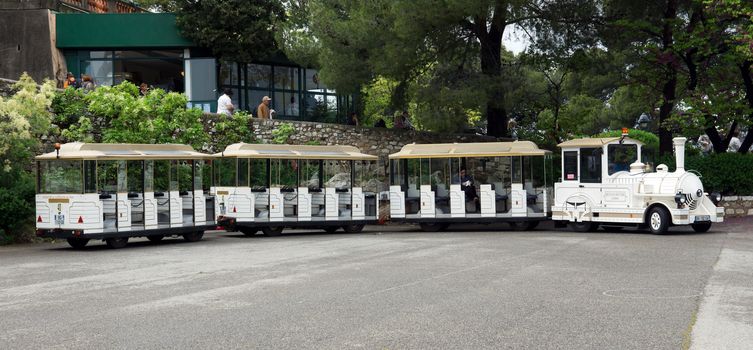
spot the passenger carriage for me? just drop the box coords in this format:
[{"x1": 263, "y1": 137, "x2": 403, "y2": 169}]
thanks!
[
  {"x1": 552, "y1": 133, "x2": 724, "y2": 234},
  {"x1": 388, "y1": 142, "x2": 553, "y2": 231},
  {"x1": 212, "y1": 143, "x2": 380, "y2": 236},
  {"x1": 35, "y1": 143, "x2": 215, "y2": 248}
]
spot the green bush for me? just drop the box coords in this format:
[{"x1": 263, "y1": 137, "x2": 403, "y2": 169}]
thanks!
[
  {"x1": 654, "y1": 152, "x2": 753, "y2": 195},
  {"x1": 213, "y1": 111, "x2": 255, "y2": 150}
]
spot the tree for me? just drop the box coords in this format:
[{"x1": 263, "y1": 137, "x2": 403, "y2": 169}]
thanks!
[
  {"x1": 306, "y1": 0, "x2": 600, "y2": 137},
  {"x1": 174, "y1": 0, "x2": 286, "y2": 63}
]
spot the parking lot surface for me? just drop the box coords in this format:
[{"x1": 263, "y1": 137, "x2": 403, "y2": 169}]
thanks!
[{"x1": 1, "y1": 219, "x2": 751, "y2": 349}]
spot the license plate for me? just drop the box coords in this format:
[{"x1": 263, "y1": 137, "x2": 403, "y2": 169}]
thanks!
[
  {"x1": 695, "y1": 215, "x2": 710, "y2": 222},
  {"x1": 54, "y1": 214, "x2": 65, "y2": 225}
]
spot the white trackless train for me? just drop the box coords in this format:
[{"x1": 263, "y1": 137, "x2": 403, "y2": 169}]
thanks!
[{"x1": 35, "y1": 143, "x2": 215, "y2": 248}]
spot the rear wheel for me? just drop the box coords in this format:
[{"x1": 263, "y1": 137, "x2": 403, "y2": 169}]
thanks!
[
  {"x1": 647, "y1": 207, "x2": 670, "y2": 235},
  {"x1": 570, "y1": 221, "x2": 599, "y2": 232},
  {"x1": 240, "y1": 228, "x2": 258, "y2": 237},
  {"x1": 147, "y1": 235, "x2": 164, "y2": 242},
  {"x1": 342, "y1": 224, "x2": 365, "y2": 233},
  {"x1": 262, "y1": 226, "x2": 284, "y2": 237},
  {"x1": 419, "y1": 222, "x2": 444, "y2": 232},
  {"x1": 183, "y1": 231, "x2": 204, "y2": 242},
  {"x1": 105, "y1": 237, "x2": 129, "y2": 249},
  {"x1": 691, "y1": 222, "x2": 712, "y2": 233},
  {"x1": 67, "y1": 238, "x2": 89, "y2": 249}
]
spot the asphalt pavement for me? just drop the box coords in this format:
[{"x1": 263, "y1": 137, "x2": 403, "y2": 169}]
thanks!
[{"x1": 0, "y1": 219, "x2": 751, "y2": 349}]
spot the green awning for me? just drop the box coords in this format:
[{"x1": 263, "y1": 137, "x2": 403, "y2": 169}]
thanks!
[{"x1": 56, "y1": 13, "x2": 195, "y2": 48}]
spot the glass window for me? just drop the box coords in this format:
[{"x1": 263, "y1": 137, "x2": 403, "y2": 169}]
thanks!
[
  {"x1": 305, "y1": 69, "x2": 325, "y2": 92},
  {"x1": 220, "y1": 62, "x2": 239, "y2": 86},
  {"x1": 247, "y1": 90, "x2": 268, "y2": 113},
  {"x1": 238, "y1": 158, "x2": 249, "y2": 187},
  {"x1": 38, "y1": 160, "x2": 83, "y2": 194},
  {"x1": 127, "y1": 160, "x2": 143, "y2": 193},
  {"x1": 144, "y1": 160, "x2": 154, "y2": 192},
  {"x1": 154, "y1": 160, "x2": 170, "y2": 192},
  {"x1": 271, "y1": 159, "x2": 298, "y2": 189},
  {"x1": 114, "y1": 50, "x2": 182, "y2": 59},
  {"x1": 579, "y1": 148, "x2": 602, "y2": 183},
  {"x1": 169, "y1": 160, "x2": 179, "y2": 191},
  {"x1": 178, "y1": 160, "x2": 193, "y2": 192},
  {"x1": 186, "y1": 58, "x2": 216, "y2": 101},
  {"x1": 390, "y1": 159, "x2": 404, "y2": 187},
  {"x1": 274, "y1": 90, "x2": 300, "y2": 117},
  {"x1": 82, "y1": 60, "x2": 113, "y2": 86},
  {"x1": 274, "y1": 66, "x2": 299, "y2": 90},
  {"x1": 608, "y1": 144, "x2": 638, "y2": 175},
  {"x1": 430, "y1": 158, "x2": 450, "y2": 189},
  {"x1": 89, "y1": 51, "x2": 113, "y2": 59},
  {"x1": 563, "y1": 151, "x2": 578, "y2": 181},
  {"x1": 247, "y1": 64, "x2": 271, "y2": 88},
  {"x1": 194, "y1": 160, "x2": 204, "y2": 191},
  {"x1": 511, "y1": 157, "x2": 522, "y2": 183},
  {"x1": 324, "y1": 160, "x2": 351, "y2": 189}
]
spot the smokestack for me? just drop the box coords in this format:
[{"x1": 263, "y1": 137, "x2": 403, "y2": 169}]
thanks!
[{"x1": 673, "y1": 137, "x2": 687, "y2": 172}]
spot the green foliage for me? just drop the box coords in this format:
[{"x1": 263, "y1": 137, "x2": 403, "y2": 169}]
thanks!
[
  {"x1": 595, "y1": 129, "x2": 660, "y2": 155},
  {"x1": 213, "y1": 111, "x2": 255, "y2": 150},
  {"x1": 0, "y1": 73, "x2": 55, "y2": 242},
  {"x1": 271, "y1": 122, "x2": 296, "y2": 144},
  {"x1": 175, "y1": 0, "x2": 286, "y2": 63},
  {"x1": 655, "y1": 153, "x2": 753, "y2": 195}
]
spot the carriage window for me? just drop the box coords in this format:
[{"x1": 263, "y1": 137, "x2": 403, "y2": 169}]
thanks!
[
  {"x1": 420, "y1": 158, "x2": 431, "y2": 186},
  {"x1": 511, "y1": 156, "x2": 522, "y2": 183},
  {"x1": 154, "y1": 160, "x2": 170, "y2": 192},
  {"x1": 38, "y1": 160, "x2": 83, "y2": 194},
  {"x1": 214, "y1": 158, "x2": 236, "y2": 187},
  {"x1": 324, "y1": 160, "x2": 351, "y2": 189},
  {"x1": 563, "y1": 151, "x2": 578, "y2": 181},
  {"x1": 271, "y1": 159, "x2": 298, "y2": 188},
  {"x1": 177, "y1": 160, "x2": 193, "y2": 192},
  {"x1": 127, "y1": 160, "x2": 144, "y2": 193},
  {"x1": 301, "y1": 160, "x2": 321, "y2": 190},
  {"x1": 355, "y1": 160, "x2": 378, "y2": 192},
  {"x1": 238, "y1": 158, "x2": 249, "y2": 187},
  {"x1": 84, "y1": 160, "x2": 96, "y2": 193},
  {"x1": 249, "y1": 159, "x2": 268, "y2": 189},
  {"x1": 450, "y1": 158, "x2": 462, "y2": 184},
  {"x1": 144, "y1": 160, "x2": 154, "y2": 192},
  {"x1": 579, "y1": 148, "x2": 602, "y2": 183},
  {"x1": 608, "y1": 144, "x2": 637, "y2": 175},
  {"x1": 389, "y1": 159, "x2": 404, "y2": 187},
  {"x1": 406, "y1": 159, "x2": 420, "y2": 192}
]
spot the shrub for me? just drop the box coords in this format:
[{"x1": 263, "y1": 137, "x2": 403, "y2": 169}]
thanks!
[
  {"x1": 213, "y1": 111, "x2": 255, "y2": 150},
  {"x1": 654, "y1": 152, "x2": 753, "y2": 195},
  {"x1": 271, "y1": 122, "x2": 296, "y2": 144}
]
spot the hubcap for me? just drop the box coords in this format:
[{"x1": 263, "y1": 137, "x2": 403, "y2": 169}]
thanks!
[{"x1": 650, "y1": 212, "x2": 661, "y2": 230}]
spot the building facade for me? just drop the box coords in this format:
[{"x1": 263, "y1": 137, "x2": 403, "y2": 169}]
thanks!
[{"x1": 1, "y1": 1, "x2": 352, "y2": 123}]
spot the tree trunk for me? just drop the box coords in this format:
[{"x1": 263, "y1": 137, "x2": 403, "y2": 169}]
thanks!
[
  {"x1": 478, "y1": 11, "x2": 506, "y2": 137},
  {"x1": 739, "y1": 61, "x2": 753, "y2": 153},
  {"x1": 658, "y1": 0, "x2": 678, "y2": 155}
]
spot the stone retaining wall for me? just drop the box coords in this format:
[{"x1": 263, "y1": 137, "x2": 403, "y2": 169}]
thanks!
[{"x1": 720, "y1": 197, "x2": 753, "y2": 217}]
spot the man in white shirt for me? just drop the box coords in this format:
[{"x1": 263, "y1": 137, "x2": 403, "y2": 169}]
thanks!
[{"x1": 216, "y1": 88, "x2": 234, "y2": 115}]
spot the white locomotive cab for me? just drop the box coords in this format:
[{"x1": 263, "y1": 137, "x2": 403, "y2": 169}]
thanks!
[{"x1": 552, "y1": 135, "x2": 723, "y2": 234}]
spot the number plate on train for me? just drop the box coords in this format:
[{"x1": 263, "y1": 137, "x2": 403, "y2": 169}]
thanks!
[
  {"x1": 694, "y1": 215, "x2": 710, "y2": 222},
  {"x1": 54, "y1": 214, "x2": 65, "y2": 225}
]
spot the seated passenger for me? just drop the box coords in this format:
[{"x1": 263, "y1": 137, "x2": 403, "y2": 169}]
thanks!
[{"x1": 454, "y1": 167, "x2": 478, "y2": 203}]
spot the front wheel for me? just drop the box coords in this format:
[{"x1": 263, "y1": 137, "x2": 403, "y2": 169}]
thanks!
[
  {"x1": 570, "y1": 221, "x2": 599, "y2": 232},
  {"x1": 105, "y1": 237, "x2": 129, "y2": 249},
  {"x1": 323, "y1": 226, "x2": 339, "y2": 234},
  {"x1": 262, "y1": 226, "x2": 284, "y2": 237},
  {"x1": 240, "y1": 228, "x2": 258, "y2": 237},
  {"x1": 691, "y1": 222, "x2": 712, "y2": 233},
  {"x1": 647, "y1": 207, "x2": 670, "y2": 234},
  {"x1": 183, "y1": 231, "x2": 204, "y2": 242},
  {"x1": 342, "y1": 224, "x2": 365, "y2": 233},
  {"x1": 67, "y1": 238, "x2": 89, "y2": 249}
]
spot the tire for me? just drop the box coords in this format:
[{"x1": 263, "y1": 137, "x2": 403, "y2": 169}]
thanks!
[
  {"x1": 419, "y1": 222, "x2": 444, "y2": 232},
  {"x1": 691, "y1": 222, "x2": 712, "y2": 233},
  {"x1": 570, "y1": 221, "x2": 599, "y2": 232},
  {"x1": 183, "y1": 231, "x2": 204, "y2": 242},
  {"x1": 67, "y1": 238, "x2": 89, "y2": 249},
  {"x1": 105, "y1": 237, "x2": 129, "y2": 249},
  {"x1": 323, "y1": 226, "x2": 339, "y2": 233},
  {"x1": 240, "y1": 228, "x2": 258, "y2": 237},
  {"x1": 147, "y1": 235, "x2": 164, "y2": 242},
  {"x1": 602, "y1": 226, "x2": 623, "y2": 232},
  {"x1": 262, "y1": 226, "x2": 284, "y2": 237},
  {"x1": 342, "y1": 224, "x2": 365, "y2": 233},
  {"x1": 647, "y1": 206, "x2": 670, "y2": 234},
  {"x1": 553, "y1": 220, "x2": 568, "y2": 228}
]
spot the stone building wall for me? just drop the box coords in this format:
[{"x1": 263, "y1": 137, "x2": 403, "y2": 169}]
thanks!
[{"x1": 719, "y1": 197, "x2": 753, "y2": 217}]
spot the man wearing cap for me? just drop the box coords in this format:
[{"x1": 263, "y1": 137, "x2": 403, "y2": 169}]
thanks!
[{"x1": 257, "y1": 96, "x2": 272, "y2": 119}]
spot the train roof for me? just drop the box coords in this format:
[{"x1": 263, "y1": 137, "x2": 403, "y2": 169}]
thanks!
[
  {"x1": 557, "y1": 137, "x2": 644, "y2": 148},
  {"x1": 36, "y1": 142, "x2": 208, "y2": 160},
  {"x1": 217, "y1": 143, "x2": 378, "y2": 160},
  {"x1": 388, "y1": 141, "x2": 550, "y2": 159}
]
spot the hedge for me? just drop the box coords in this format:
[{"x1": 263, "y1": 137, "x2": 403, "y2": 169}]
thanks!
[{"x1": 655, "y1": 152, "x2": 753, "y2": 195}]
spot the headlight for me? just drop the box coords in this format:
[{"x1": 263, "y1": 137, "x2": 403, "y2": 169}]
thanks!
[
  {"x1": 675, "y1": 193, "x2": 686, "y2": 205},
  {"x1": 710, "y1": 192, "x2": 722, "y2": 205}
]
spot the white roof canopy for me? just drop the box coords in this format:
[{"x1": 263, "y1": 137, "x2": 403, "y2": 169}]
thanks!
[
  {"x1": 36, "y1": 142, "x2": 208, "y2": 160},
  {"x1": 217, "y1": 143, "x2": 378, "y2": 161},
  {"x1": 389, "y1": 141, "x2": 550, "y2": 159}
]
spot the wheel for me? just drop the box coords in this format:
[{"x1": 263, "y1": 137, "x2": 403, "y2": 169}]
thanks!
[
  {"x1": 570, "y1": 221, "x2": 599, "y2": 232},
  {"x1": 419, "y1": 222, "x2": 444, "y2": 232},
  {"x1": 342, "y1": 224, "x2": 365, "y2": 233},
  {"x1": 66, "y1": 238, "x2": 89, "y2": 249},
  {"x1": 647, "y1": 206, "x2": 670, "y2": 234},
  {"x1": 147, "y1": 235, "x2": 164, "y2": 242},
  {"x1": 262, "y1": 226, "x2": 284, "y2": 236},
  {"x1": 691, "y1": 222, "x2": 712, "y2": 233},
  {"x1": 240, "y1": 228, "x2": 258, "y2": 237},
  {"x1": 183, "y1": 231, "x2": 204, "y2": 242},
  {"x1": 553, "y1": 220, "x2": 568, "y2": 228},
  {"x1": 509, "y1": 221, "x2": 538, "y2": 231},
  {"x1": 323, "y1": 226, "x2": 339, "y2": 233},
  {"x1": 105, "y1": 237, "x2": 129, "y2": 249},
  {"x1": 439, "y1": 223, "x2": 451, "y2": 231},
  {"x1": 602, "y1": 226, "x2": 623, "y2": 232}
]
